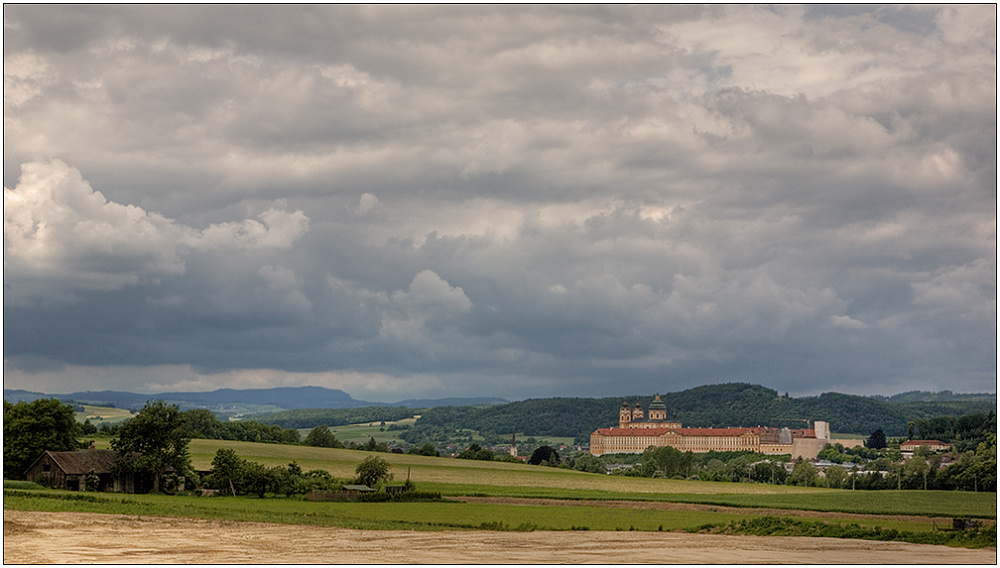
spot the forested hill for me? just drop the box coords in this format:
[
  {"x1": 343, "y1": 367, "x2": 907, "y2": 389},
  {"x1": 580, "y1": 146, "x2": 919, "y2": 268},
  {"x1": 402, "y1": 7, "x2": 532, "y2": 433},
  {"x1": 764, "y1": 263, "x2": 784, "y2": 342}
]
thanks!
[{"x1": 392, "y1": 384, "x2": 996, "y2": 443}]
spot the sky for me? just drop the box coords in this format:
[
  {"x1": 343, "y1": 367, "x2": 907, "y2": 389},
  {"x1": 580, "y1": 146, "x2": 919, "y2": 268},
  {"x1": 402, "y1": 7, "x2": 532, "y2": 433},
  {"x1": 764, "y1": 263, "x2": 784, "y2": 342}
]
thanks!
[{"x1": 3, "y1": 5, "x2": 996, "y2": 403}]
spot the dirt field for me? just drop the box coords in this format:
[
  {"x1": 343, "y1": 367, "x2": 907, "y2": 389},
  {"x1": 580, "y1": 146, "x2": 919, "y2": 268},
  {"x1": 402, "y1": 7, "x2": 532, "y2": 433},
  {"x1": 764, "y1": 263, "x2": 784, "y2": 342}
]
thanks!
[{"x1": 4, "y1": 510, "x2": 996, "y2": 564}]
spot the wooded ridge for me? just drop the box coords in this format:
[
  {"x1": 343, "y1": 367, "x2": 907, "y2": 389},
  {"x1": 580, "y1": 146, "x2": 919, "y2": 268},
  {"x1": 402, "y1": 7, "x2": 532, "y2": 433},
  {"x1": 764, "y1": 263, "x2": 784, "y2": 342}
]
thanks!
[{"x1": 250, "y1": 383, "x2": 996, "y2": 442}]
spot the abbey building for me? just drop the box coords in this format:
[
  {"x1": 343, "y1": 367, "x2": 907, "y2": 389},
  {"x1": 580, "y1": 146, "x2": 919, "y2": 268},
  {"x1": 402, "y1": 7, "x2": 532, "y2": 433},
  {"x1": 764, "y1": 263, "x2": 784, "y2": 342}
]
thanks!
[{"x1": 590, "y1": 395, "x2": 832, "y2": 459}]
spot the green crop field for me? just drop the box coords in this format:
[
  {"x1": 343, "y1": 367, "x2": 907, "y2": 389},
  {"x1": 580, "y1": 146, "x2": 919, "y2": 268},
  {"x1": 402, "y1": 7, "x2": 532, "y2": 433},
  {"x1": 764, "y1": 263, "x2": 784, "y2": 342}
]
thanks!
[
  {"x1": 183, "y1": 439, "x2": 996, "y2": 519},
  {"x1": 75, "y1": 405, "x2": 134, "y2": 425},
  {"x1": 304, "y1": 417, "x2": 419, "y2": 445},
  {"x1": 0, "y1": 489, "x2": 948, "y2": 535}
]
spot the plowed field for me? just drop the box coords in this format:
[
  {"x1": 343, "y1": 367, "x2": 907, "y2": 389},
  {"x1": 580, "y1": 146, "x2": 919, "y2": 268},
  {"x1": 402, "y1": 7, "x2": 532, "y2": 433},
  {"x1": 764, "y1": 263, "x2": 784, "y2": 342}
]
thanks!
[{"x1": 5, "y1": 510, "x2": 996, "y2": 564}]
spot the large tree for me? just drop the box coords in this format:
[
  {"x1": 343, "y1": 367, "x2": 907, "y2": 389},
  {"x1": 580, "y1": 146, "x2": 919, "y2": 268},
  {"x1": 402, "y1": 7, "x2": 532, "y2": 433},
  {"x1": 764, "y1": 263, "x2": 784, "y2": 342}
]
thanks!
[
  {"x1": 111, "y1": 401, "x2": 191, "y2": 493},
  {"x1": 4, "y1": 399, "x2": 81, "y2": 478},
  {"x1": 527, "y1": 445, "x2": 560, "y2": 466},
  {"x1": 865, "y1": 429, "x2": 887, "y2": 450},
  {"x1": 353, "y1": 455, "x2": 393, "y2": 488},
  {"x1": 788, "y1": 460, "x2": 818, "y2": 487},
  {"x1": 303, "y1": 425, "x2": 344, "y2": 448}
]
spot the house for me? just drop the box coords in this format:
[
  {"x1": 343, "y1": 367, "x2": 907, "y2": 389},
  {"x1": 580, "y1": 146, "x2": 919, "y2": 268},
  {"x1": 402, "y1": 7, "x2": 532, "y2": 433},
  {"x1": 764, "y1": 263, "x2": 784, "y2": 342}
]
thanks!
[
  {"x1": 900, "y1": 440, "x2": 953, "y2": 452},
  {"x1": 24, "y1": 449, "x2": 131, "y2": 492}
]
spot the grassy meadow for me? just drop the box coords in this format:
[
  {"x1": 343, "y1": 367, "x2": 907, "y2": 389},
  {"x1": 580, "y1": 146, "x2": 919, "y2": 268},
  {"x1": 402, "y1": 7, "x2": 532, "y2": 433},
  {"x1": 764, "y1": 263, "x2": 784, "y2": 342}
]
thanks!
[{"x1": 182, "y1": 439, "x2": 996, "y2": 518}]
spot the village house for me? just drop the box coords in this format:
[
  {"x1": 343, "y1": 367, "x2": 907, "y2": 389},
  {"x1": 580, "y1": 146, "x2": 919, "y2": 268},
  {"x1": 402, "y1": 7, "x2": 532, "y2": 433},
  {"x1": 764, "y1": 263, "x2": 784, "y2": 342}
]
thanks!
[{"x1": 900, "y1": 440, "x2": 953, "y2": 452}]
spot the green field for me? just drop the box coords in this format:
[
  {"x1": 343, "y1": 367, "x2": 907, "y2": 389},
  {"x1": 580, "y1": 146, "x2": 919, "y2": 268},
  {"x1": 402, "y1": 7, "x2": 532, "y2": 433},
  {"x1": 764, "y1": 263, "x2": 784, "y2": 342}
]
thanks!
[
  {"x1": 180, "y1": 439, "x2": 997, "y2": 518},
  {"x1": 0, "y1": 488, "x2": 951, "y2": 535},
  {"x1": 307, "y1": 417, "x2": 419, "y2": 445},
  {"x1": 6, "y1": 438, "x2": 996, "y2": 547},
  {"x1": 75, "y1": 405, "x2": 134, "y2": 425}
]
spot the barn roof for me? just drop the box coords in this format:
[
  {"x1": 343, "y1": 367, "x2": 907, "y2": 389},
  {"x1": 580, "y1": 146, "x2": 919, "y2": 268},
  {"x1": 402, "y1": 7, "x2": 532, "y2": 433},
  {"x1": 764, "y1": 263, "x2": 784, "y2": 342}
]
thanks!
[{"x1": 42, "y1": 450, "x2": 118, "y2": 474}]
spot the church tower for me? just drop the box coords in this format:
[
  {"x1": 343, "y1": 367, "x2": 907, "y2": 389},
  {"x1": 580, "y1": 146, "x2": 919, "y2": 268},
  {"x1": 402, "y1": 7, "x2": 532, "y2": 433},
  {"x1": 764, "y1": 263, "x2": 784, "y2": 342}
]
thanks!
[
  {"x1": 619, "y1": 399, "x2": 632, "y2": 428},
  {"x1": 648, "y1": 394, "x2": 667, "y2": 422},
  {"x1": 631, "y1": 399, "x2": 644, "y2": 423}
]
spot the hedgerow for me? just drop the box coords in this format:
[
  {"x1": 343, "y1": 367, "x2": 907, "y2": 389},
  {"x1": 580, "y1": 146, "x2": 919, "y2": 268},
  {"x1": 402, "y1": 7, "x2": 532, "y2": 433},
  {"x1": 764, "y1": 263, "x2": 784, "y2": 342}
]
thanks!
[{"x1": 691, "y1": 516, "x2": 997, "y2": 548}]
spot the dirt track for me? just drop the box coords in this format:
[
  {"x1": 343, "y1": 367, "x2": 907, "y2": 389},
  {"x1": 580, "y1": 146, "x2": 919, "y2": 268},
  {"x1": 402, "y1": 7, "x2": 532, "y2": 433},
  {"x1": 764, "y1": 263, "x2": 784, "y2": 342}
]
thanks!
[{"x1": 4, "y1": 510, "x2": 996, "y2": 564}]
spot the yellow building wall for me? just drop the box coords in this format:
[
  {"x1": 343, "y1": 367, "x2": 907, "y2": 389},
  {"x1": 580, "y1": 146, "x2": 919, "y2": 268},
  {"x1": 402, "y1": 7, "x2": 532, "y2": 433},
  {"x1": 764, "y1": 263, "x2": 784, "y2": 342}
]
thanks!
[{"x1": 790, "y1": 438, "x2": 827, "y2": 460}]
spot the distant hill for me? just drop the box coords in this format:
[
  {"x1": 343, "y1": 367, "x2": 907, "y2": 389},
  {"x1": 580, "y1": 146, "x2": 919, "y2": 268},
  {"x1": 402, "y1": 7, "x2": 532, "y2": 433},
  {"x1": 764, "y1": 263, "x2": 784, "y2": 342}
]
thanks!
[
  {"x1": 6, "y1": 384, "x2": 993, "y2": 442},
  {"x1": 2, "y1": 387, "x2": 508, "y2": 415},
  {"x1": 397, "y1": 383, "x2": 997, "y2": 444},
  {"x1": 873, "y1": 390, "x2": 998, "y2": 404},
  {"x1": 395, "y1": 397, "x2": 507, "y2": 408}
]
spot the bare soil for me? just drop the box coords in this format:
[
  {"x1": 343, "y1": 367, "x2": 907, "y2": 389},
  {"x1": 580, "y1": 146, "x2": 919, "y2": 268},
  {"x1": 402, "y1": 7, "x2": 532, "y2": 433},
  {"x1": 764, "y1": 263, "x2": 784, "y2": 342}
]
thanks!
[{"x1": 4, "y1": 510, "x2": 996, "y2": 564}]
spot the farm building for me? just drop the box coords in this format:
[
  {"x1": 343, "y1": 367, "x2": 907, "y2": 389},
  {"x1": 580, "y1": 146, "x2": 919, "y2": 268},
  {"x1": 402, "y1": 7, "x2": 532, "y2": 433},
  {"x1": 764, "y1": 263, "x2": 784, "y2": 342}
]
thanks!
[
  {"x1": 22, "y1": 449, "x2": 166, "y2": 493},
  {"x1": 25, "y1": 449, "x2": 126, "y2": 492}
]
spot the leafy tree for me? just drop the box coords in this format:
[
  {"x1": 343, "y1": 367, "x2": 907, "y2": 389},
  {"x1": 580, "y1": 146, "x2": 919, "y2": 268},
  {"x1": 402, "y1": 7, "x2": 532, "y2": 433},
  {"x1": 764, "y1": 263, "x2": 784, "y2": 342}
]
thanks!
[
  {"x1": 723, "y1": 455, "x2": 753, "y2": 483},
  {"x1": 865, "y1": 429, "x2": 887, "y2": 449},
  {"x1": 303, "y1": 425, "x2": 344, "y2": 448},
  {"x1": 243, "y1": 461, "x2": 280, "y2": 498},
  {"x1": 528, "y1": 445, "x2": 560, "y2": 466},
  {"x1": 572, "y1": 454, "x2": 606, "y2": 474},
  {"x1": 456, "y1": 443, "x2": 495, "y2": 461},
  {"x1": 751, "y1": 461, "x2": 787, "y2": 485},
  {"x1": 80, "y1": 419, "x2": 98, "y2": 436},
  {"x1": 111, "y1": 401, "x2": 191, "y2": 493},
  {"x1": 825, "y1": 465, "x2": 848, "y2": 488},
  {"x1": 789, "y1": 460, "x2": 818, "y2": 487},
  {"x1": 204, "y1": 448, "x2": 246, "y2": 494},
  {"x1": 904, "y1": 456, "x2": 931, "y2": 490},
  {"x1": 181, "y1": 409, "x2": 222, "y2": 439},
  {"x1": 407, "y1": 443, "x2": 439, "y2": 457},
  {"x1": 4, "y1": 399, "x2": 82, "y2": 478},
  {"x1": 362, "y1": 437, "x2": 390, "y2": 453},
  {"x1": 354, "y1": 455, "x2": 393, "y2": 488},
  {"x1": 642, "y1": 446, "x2": 694, "y2": 478}
]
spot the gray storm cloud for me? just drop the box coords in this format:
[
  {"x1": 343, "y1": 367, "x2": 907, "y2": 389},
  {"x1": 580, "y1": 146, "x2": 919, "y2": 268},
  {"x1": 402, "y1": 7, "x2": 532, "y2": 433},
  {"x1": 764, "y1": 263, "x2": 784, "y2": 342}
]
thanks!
[{"x1": 3, "y1": 5, "x2": 995, "y2": 400}]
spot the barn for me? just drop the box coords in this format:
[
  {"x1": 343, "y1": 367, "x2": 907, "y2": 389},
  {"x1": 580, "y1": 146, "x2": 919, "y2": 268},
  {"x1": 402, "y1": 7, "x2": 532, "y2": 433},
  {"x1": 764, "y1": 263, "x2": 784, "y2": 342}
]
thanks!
[{"x1": 24, "y1": 449, "x2": 135, "y2": 493}]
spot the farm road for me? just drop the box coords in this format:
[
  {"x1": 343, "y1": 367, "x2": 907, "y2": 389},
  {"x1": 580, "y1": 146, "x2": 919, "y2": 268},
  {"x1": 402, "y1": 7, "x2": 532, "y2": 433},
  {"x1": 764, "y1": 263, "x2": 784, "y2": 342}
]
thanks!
[{"x1": 5, "y1": 510, "x2": 996, "y2": 564}]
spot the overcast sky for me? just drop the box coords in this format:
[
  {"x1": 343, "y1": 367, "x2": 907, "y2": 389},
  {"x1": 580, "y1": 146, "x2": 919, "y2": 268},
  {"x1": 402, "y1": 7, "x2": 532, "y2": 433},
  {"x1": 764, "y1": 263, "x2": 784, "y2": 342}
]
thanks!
[{"x1": 4, "y1": 5, "x2": 996, "y2": 402}]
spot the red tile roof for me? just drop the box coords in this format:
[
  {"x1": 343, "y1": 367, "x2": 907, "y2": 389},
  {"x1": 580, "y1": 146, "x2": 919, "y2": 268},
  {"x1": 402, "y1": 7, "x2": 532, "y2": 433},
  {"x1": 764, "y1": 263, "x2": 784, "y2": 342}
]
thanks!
[{"x1": 594, "y1": 427, "x2": 766, "y2": 437}]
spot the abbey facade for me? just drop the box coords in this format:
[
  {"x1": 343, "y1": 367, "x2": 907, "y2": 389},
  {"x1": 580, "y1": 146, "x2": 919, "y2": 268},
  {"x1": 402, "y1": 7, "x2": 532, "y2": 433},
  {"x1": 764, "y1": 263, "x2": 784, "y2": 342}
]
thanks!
[{"x1": 590, "y1": 395, "x2": 831, "y2": 459}]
